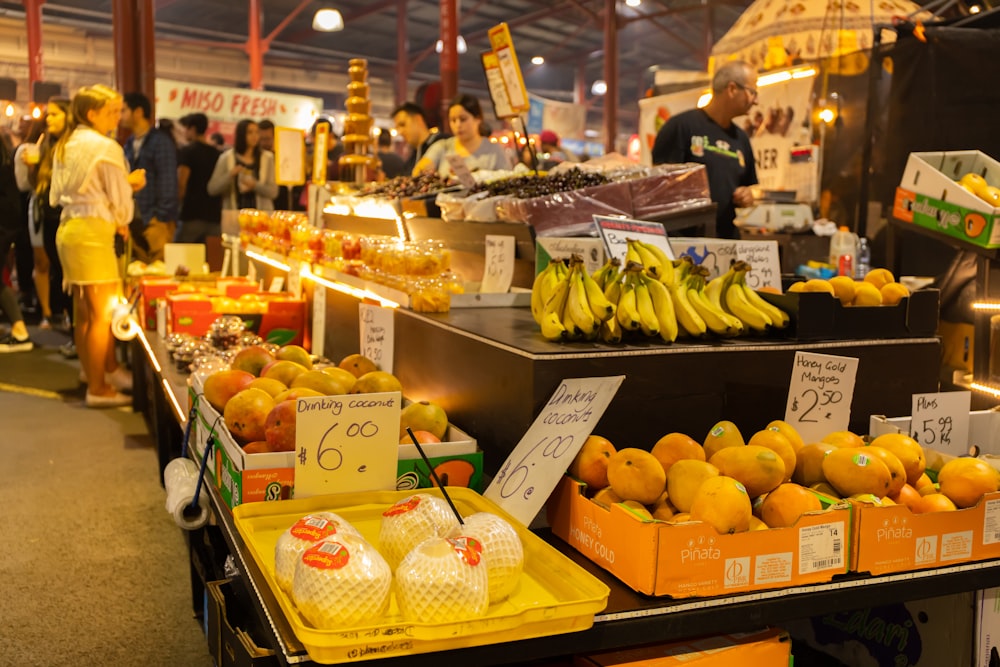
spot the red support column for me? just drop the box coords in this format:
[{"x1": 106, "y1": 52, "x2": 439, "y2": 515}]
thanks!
[
  {"x1": 112, "y1": 0, "x2": 139, "y2": 96},
  {"x1": 574, "y1": 60, "x2": 587, "y2": 105},
  {"x1": 396, "y1": 0, "x2": 409, "y2": 105},
  {"x1": 603, "y1": 0, "x2": 618, "y2": 155},
  {"x1": 138, "y1": 0, "x2": 156, "y2": 110},
  {"x1": 23, "y1": 0, "x2": 45, "y2": 98},
  {"x1": 439, "y1": 0, "x2": 458, "y2": 111},
  {"x1": 247, "y1": 0, "x2": 264, "y2": 90}
]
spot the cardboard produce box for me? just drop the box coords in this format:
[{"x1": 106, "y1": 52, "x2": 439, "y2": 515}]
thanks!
[
  {"x1": 189, "y1": 375, "x2": 483, "y2": 510},
  {"x1": 575, "y1": 627, "x2": 790, "y2": 667},
  {"x1": 547, "y1": 476, "x2": 850, "y2": 597},
  {"x1": 167, "y1": 291, "x2": 306, "y2": 346},
  {"x1": 893, "y1": 150, "x2": 1000, "y2": 248},
  {"x1": 855, "y1": 410, "x2": 1000, "y2": 575}
]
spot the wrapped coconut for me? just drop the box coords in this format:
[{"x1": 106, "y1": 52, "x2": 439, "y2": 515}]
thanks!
[
  {"x1": 292, "y1": 533, "x2": 392, "y2": 628},
  {"x1": 378, "y1": 493, "x2": 461, "y2": 569},
  {"x1": 395, "y1": 536, "x2": 489, "y2": 623},
  {"x1": 450, "y1": 512, "x2": 524, "y2": 604},
  {"x1": 274, "y1": 512, "x2": 361, "y2": 594}
]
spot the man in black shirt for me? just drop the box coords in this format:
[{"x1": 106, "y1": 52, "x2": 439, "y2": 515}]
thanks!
[
  {"x1": 175, "y1": 113, "x2": 223, "y2": 243},
  {"x1": 392, "y1": 102, "x2": 444, "y2": 175},
  {"x1": 652, "y1": 60, "x2": 759, "y2": 240}
]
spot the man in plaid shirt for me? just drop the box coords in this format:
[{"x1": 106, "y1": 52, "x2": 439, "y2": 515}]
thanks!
[{"x1": 122, "y1": 92, "x2": 178, "y2": 263}]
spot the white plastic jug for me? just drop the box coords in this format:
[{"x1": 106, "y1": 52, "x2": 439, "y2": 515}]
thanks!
[{"x1": 829, "y1": 226, "x2": 858, "y2": 277}]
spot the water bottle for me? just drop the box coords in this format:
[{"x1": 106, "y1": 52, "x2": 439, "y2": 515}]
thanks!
[
  {"x1": 829, "y1": 226, "x2": 858, "y2": 277},
  {"x1": 856, "y1": 237, "x2": 872, "y2": 279}
]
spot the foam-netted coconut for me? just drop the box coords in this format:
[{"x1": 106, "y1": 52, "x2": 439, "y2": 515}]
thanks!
[
  {"x1": 377, "y1": 493, "x2": 460, "y2": 569},
  {"x1": 274, "y1": 512, "x2": 361, "y2": 594},
  {"x1": 450, "y1": 512, "x2": 523, "y2": 604},
  {"x1": 292, "y1": 533, "x2": 392, "y2": 628},
  {"x1": 395, "y1": 536, "x2": 489, "y2": 623}
]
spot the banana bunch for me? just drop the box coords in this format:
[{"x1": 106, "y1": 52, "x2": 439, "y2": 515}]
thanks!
[
  {"x1": 708, "y1": 260, "x2": 790, "y2": 333},
  {"x1": 603, "y1": 262, "x2": 678, "y2": 344},
  {"x1": 685, "y1": 265, "x2": 744, "y2": 336},
  {"x1": 531, "y1": 256, "x2": 617, "y2": 341},
  {"x1": 591, "y1": 257, "x2": 621, "y2": 292},
  {"x1": 625, "y1": 238, "x2": 674, "y2": 287}
]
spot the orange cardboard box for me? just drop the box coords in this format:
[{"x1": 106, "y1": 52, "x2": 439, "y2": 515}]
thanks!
[
  {"x1": 167, "y1": 291, "x2": 306, "y2": 346},
  {"x1": 852, "y1": 490, "x2": 1000, "y2": 575},
  {"x1": 547, "y1": 476, "x2": 851, "y2": 597},
  {"x1": 574, "y1": 627, "x2": 790, "y2": 667}
]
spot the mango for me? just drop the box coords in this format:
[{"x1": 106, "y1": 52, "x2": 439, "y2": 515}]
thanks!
[
  {"x1": 666, "y1": 459, "x2": 720, "y2": 513},
  {"x1": 863, "y1": 445, "x2": 907, "y2": 497},
  {"x1": 690, "y1": 476, "x2": 752, "y2": 534},
  {"x1": 703, "y1": 420, "x2": 745, "y2": 460},
  {"x1": 748, "y1": 429, "x2": 796, "y2": 482},
  {"x1": 794, "y1": 443, "x2": 838, "y2": 486},
  {"x1": 868, "y1": 433, "x2": 925, "y2": 486},
  {"x1": 607, "y1": 448, "x2": 666, "y2": 505},
  {"x1": 822, "y1": 447, "x2": 891, "y2": 497},
  {"x1": 709, "y1": 445, "x2": 785, "y2": 499},
  {"x1": 651, "y1": 432, "x2": 705, "y2": 476},
  {"x1": 760, "y1": 483, "x2": 822, "y2": 528},
  {"x1": 938, "y1": 457, "x2": 1000, "y2": 508}
]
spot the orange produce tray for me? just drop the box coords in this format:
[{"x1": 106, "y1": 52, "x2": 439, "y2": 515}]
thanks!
[{"x1": 233, "y1": 487, "x2": 609, "y2": 663}]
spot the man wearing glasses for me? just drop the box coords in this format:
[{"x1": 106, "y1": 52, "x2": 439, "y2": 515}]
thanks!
[{"x1": 652, "y1": 60, "x2": 759, "y2": 240}]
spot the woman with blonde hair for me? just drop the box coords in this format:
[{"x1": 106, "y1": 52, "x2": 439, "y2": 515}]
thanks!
[{"x1": 50, "y1": 84, "x2": 145, "y2": 407}]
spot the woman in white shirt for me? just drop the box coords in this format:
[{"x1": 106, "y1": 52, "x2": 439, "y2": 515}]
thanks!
[
  {"x1": 207, "y1": 118, "x2": 278, "y2": 212},
  {"x1": 413, "y1": 95, "x2": 512, "y2": 178},
  {"x1": 50, "y1": 84, "x2": 144, "y2": 408}
]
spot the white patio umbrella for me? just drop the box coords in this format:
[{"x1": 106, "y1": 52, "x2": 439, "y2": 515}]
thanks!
[{"x1": 711, "y1": 0, "x2": 936, "y2": 71}]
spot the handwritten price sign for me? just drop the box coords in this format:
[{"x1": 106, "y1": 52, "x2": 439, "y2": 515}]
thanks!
[
  {"x1": 784, "y1": 352, "x2": 859, "y2": 445},
  {"x1": 484, "y1": 375, "x2": 624, "y2": 525},
  {"x1": 594, "y1": 215, "x2": 673, "y2": 267},
  {"x1": 293, "y1": 392, "x2": 401, "y2": 498},
  {"x1": 481, "y1": 234, "x2": 515, "y2": 294},
  {"x1": 910, "y1": 391, "x2": 971, "y2": 455},
  {"x1": 359, "y1": 303, "x2": 394, "y2": 374}
]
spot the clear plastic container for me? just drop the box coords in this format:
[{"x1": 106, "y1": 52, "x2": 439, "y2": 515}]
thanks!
[
  {"x1": 856, "y1": 237, "x2": 872, "y2": 279},
  {"x1": 829, "y1": 226, "x2": 858, "y2": 277}
]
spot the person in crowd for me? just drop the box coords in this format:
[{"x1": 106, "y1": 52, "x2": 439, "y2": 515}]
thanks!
[
  {"x1": 538, "y1": 129, "x2": 575, "y2": 165},
  {"x1": 0, "y1": 128, "x2": 32, "y2": 352},
  {"x1": 392, "y1": 101, "x2": 444, "y2": 175},
  {"x1": 14, "y1": 118, "x2": 52, "y2": 328},
  {"x1": 157, "y1": 117, "x2": 183, "y2": 153},
  {"x1": 209, "y1": 132, "x2": 226, "y2": 151},
  {"x1": 14, "y1": 98, "x2": 72, "y2": 332},
  {"x1": 175, "y1": 113, "x2": 223, "y2": 244},
  {"x1": 414, "y1": 94, "x2": 512, "y2": 178},
  {"x1": 207, "y1": 118, "x2": 278, "y2": 212},
  {"x1": 257, "y1": 119, "x2": 275, "y2": 152},
  {"x1": 50, "y1": 84, "x2": 145, "y2": 406},
  {"x1": 651, "y1": 60, "x2": 759, "y2": 240},
  {"x1": 122, "y1": 91, "x2": 178, "y2": 263},
  {"x1": 376, "y1": 129, "x2": 406, "y2": 179}
]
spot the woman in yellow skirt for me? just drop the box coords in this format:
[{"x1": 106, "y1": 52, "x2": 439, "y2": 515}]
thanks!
[{"x1": 50, "y1": 85, "x2": 145, "y2": 408}]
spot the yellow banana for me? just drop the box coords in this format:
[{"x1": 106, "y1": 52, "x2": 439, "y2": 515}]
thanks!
[
  {"x1": 724, "y1": 282, "x2": 771, "y2": 332},
  {"x1": 742, "y1": 284, "x2": 790, "y2": 329},
  {"x1": 633, "y1": 280, "x2": 661, "y2": 337},
  {"x1": 604, "y1": 276, "x2": 623, "y2": 305},
  {"x1": 639, "y1": 240, "x2": 672, "y2": 268},
  {"x1": 645, "y1": 277, "x2": 678, "y2": 342},
  {"x1": 540, "y1": 311, "x2": 568, "y2": 341},
  {"x1": 688, "y1": 286, "x2": 742, "y2": 336},
  {"x1": 705, "y1": 273, "x2": 728, "y2": 309},
  {"x1": 542, "y1": 274, "x2": 569, "y2": 319},
  {"x1": 626, "y1": 241, "x2": 644, "y2": 269},
  {"x1": 632, "y1": 241, "x2": 663, "y2": 280},
  {"x1": 531, "y1": 261, "x2": 561, "y2": 324},
  {"x1": 616, "y1": 282, "x2": 642, "y2": 331},
  {"x1": 566, "y1": 266, "x2": 599, "y2": 337},
  {"x1": 600, "y1": 313, "x2": 622, "y2": 343},
  {"x1": 670, "y1": 284, "x2": 707, "y2": 337},
  {"x1": 580, "y1": 264, "x2": 615, "y2": 322}
]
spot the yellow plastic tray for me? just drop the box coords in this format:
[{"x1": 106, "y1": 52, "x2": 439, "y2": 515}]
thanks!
[{"x1": 233, "y1": 487, "x2": 610, "y2": 664}]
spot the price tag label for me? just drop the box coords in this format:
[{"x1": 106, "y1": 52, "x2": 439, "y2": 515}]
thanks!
[
  {"x1": 481, "y1": 51, "x2": 515, "y2": 119},
  {"x1": 784, "y1": 352, "x2": 859, "y2": 445},
  {"x1": 594, "y1": 215, "x2": 674, "y2": 266},
  {"x1": 734, "y1": 241, "x2": 781, "y2": 291},
  {"x1": 294, "y1": 392, "x2": 401, "y2": 498},
  {"x1": 311, "y1": 286, "x2": 326, "y2": 358},
  {"x1": 268, "y1": 276, "x2": 284, "y2": 293},
  {"x1": 359, "y1": 303, "x2": 394, "y2": 374},
  {"x1": 487, "y1": 22, "x2": 530, "y2": 114},
  {"x1": 312, "y1": 122, "x2": 329, "y2": 186},
  {"x1": 481, "y1": 234, "x2": 515, "y2": 293},
  {"x1": 287, "y1": 261, "x2": 302, "y2": 298},
  {"x1": 910, "y1": 391, "x2": 971, "y2": 455},
  {"x1": 484, "y1": 375, "x2": 625, "y2": 526},
  {"x1": 446, "y1": 154, "x2": 475, "y2": 188}
]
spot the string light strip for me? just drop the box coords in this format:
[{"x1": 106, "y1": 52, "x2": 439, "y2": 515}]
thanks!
[
  {"x1": 300, "y1": 265, "x2": 399, "y2": 309},
  {"x1": 245, "y1": 248, "x2": 291, "y2": 272},
  {"x1": 972, "y1": 302, "x2": 1000, "y2": 311},
  {"x1": 970, "y1": 382, "x2": 1000, "y2": 399}
]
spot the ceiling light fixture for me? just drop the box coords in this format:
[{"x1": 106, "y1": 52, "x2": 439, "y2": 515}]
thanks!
[
  {"x1": 531, "y1": 56, "x2": 545, "y2": 65},
  {"x1": 625, "y1": 0, "x2": 642, "y2": 6},
  {"x1": 591, "y1": 80, "x2": 607, "y2": 96},
  {"x1": 435, "y1": 36, "x2": 468, "y2": 54},
  {"x1": 312, "y1": 8, "x2": 344, "y2": 32}
]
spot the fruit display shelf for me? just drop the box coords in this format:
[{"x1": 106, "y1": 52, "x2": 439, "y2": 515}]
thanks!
[
  {"x1": 130, "y1": 333, "x2": 1000, "y2": 666},
  {"x1": 381, "y1": 305, "x2": 941, "y2": 478}
]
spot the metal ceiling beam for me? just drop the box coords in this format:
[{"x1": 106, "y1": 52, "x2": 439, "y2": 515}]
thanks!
[{"x1": 461, "y1": 2, "x2": 577, "y2": 46}]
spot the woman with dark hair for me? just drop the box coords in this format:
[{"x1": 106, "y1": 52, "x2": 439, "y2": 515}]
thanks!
[
  {"x1": 15, "y1": 97, "x2": 72, "y2": 331},
  {"x1": 207, "y1": 118, "x2": 277, "y2": 211},
  {"x1": 414, "y1": 94, "x2": 512, "y2": 177}
]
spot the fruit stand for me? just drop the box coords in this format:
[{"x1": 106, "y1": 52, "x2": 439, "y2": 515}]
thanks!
[{"x1": 133, "y1": 333, "x2": 1000, "y2": 666}]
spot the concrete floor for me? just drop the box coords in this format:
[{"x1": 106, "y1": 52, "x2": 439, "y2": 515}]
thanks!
[{"x1": 0, "y1": 323, "x2": 213, "y2": 667}]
